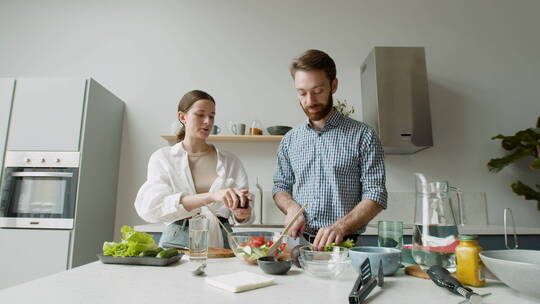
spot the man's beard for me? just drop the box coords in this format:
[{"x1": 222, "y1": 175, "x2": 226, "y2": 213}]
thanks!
[{"x1": 301, "y1": 95, "x2": 333, "y2": 121}]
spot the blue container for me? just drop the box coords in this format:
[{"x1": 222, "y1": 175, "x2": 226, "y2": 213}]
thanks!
[{"x1": 349, "y1": 246, "x2": 401, "y2": 276}]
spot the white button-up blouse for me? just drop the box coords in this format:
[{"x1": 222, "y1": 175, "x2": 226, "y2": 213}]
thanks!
[{"x1": 134, "y1": 142, "x2": 254, "y2": 247}]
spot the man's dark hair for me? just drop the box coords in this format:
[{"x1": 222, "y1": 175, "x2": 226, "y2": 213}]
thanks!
[{"x1": 290, "y1": 49, "x2": 336, "y2": 81}]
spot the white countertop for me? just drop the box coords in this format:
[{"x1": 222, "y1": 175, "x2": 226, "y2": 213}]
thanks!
[
  {"x1": 1, "y1": 255, "x2": 537, "y2": 304},
  {"x1": 135, "y1": 223, "x2": 540, "y2": 235}
]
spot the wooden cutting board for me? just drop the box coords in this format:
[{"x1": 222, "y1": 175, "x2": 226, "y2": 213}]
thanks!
[
  {"x1": 178, "y1": 248, "x2": 235, "y2": 258},
  {"x1": 405, "y1": 265, "x2": 457, "y2": 279}
]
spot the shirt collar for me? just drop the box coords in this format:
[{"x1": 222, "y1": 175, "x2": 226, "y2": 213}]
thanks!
[{"x1": 304, "y1": 107, "x2": 344, "y2": 131}]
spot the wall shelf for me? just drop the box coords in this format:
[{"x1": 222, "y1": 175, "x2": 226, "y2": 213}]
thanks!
[{"x1": 160, "y1": 134, "x2": 284, "y2": 144}]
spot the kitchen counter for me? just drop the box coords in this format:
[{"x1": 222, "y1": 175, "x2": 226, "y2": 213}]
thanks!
[
  {"x1": 135, "y1": 223, "x2": 540, "y2": 235},
  {"x1": 1, "y1": 255, "x2": 537, "y2": 304}
]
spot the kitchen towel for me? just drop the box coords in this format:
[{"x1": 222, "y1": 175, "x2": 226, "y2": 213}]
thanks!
[{"x1": 205, "y1": 271, "x2": 274, "y2": 293}]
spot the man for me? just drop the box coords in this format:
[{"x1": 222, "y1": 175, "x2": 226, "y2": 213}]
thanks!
[{"x1": 272, "y1": 49, "x2": 387, "y2": 251}]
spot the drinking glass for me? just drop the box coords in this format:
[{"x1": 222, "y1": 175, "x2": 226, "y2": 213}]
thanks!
[
  {"x1": 189, "y1": 215, "x2": 209, "y2": 263},
  {"x1": 378, "y1": 221, "x2": 403, "y2": 249}
]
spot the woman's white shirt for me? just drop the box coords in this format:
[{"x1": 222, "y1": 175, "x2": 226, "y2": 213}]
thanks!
[{"x1": 134, "y1": 142, "x2": 254, "y2": 247}]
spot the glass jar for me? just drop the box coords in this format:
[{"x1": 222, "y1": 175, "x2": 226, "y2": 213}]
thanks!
[{"x1": 455, "y1": 234, "x2": 485, "y2": 287}]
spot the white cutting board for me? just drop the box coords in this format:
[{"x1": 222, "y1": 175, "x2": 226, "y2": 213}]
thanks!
[{"x1": 205, "y1": 271, "x2": 274, "y2": 293}]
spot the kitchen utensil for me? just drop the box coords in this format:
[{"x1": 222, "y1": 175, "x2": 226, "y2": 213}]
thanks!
[
  {"x1": 179, "y1": 248, "x2": 235, "y2": 258},
  {"x1": 298, "y1": 246, "x2": 350, "y2": 278},
  {"x1": 192, "y1": 262, "x2": 207, "y2": 276},
  {"x1": 349, "y1": 246, "x2": 401, "y2": 276},
  {"x1": 257, "y1": 256, "x2": 292, "y2": 275},
  {"x1": 427, "y1": 265, "x2": 486, "y2": 304},
  {"x1": 266, "y1": 125, "x2": 292, "y2": 135},
  {"x1": 205, "y1": 271, "x2": 274, "y2": 293},
  {"x1": 267, "y1": 203, "x2": 308, "y2": 257},
  {"x1": 412, "y1": 173, "x2": 462, "y2": 271},
  {"x1": 228, "y1": 231, "x2": 290, "y2": 264},
  {"x1": 478, "y1": 208, "x2": 540, "y2": 298},
  {"x1": 349, "y1": 258, "x2": 384, "y2": 304}
]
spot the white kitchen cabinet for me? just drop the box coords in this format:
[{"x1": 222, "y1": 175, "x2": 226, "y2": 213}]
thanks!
[
  {"x1": 7, "y1": 79, "x2": 86, "y2": 151},
  {"x1": 0, "y1": 228, "x2": 71, "y2": 289},
  {"x1": 0, "y1": 79, "x2": 15, "y2": 177}
]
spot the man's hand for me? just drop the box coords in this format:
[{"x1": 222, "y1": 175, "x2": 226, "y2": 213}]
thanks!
[
  {"x1": 312, "y1": 224, "x2": 346, "y2": 251},
  {"x1": 285, "y1": 204, "x2": 306, "y2": 238}
]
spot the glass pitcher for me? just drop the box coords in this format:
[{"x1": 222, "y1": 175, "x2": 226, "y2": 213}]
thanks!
[{"x1": 412, "y1": 173, "x2": 462, "y2": 271}]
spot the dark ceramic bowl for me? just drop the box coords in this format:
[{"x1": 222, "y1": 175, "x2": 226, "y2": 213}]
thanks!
[
  {"x1": 257, "y1": 256, "x2": 292, "y2": 275},
  {"x1": 267, "y1": 125, "x2": 292, "y2": 135}
]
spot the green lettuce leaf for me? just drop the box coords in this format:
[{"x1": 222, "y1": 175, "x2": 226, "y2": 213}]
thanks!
[{"x1": 102, "y1": 226, "x2": 157, "y2": 257}]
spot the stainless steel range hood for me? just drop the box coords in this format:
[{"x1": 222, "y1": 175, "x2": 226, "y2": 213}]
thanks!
[{"x1": 360, "y1": 47, "x2": 433, "y2": 154}]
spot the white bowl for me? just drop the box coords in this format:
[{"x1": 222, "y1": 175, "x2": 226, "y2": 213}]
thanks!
[{"x1": 479, "y1": 249, "x2": 540, "y2": 298}]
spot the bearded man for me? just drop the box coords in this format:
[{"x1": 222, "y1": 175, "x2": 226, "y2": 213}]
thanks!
[{"x1": 272, "y1": 49, "x2": 388, "y2": 250}]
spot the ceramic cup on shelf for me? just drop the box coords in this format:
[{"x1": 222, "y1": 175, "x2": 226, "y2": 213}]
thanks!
[
  {"x1": 229, "y1": 122, "x2": 246, "y2": 135},
  {"x1": 211, "y1": 125, "x2": 221, "y2": 135}
]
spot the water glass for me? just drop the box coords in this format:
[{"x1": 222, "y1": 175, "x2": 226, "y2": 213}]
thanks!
[
  {"x1": 378, "y1": 221, "x2": 403, "y2": 249},
  {"x1": 189, "y1": 215, "x2": 209, "y2": 263}
]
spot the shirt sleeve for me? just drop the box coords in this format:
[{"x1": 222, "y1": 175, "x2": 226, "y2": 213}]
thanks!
[
  {"x1": 134, "y1": 151, "x2": 198, "y2": 223},
  {"x1": 359, "y1": 128, "x2": 388, "y2": 209},
  {"x1": 272, "y1": 135, "x2": 296, "y2": 197}
]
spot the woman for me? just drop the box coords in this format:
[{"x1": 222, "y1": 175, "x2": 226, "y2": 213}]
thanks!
[{"x1": 134, "y1": 90, "x2": 253, "y2": 249}]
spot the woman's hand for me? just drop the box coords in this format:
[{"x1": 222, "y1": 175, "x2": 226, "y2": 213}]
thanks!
[
  {"x1": 212, "y1": 188, "x2": 250, "y2": 209},
  {"x1": 232, "y1": 205, "x2": 252, "y2": 222}
]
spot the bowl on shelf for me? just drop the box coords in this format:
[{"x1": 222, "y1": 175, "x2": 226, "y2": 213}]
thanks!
[
  {"x1": 298, "y1": 246, "x2": 351, "y2": 278},
  {"x1": 267, "y1": 125, "x2": 292, "y2": 135},
  {"x1": 257, "y1": 256, "x2": 292, "y2": 275},
  {"x1": 349, "y1": 246, "x2": 401, "y2": 276},
  {"x1": 479, "y1": 249, "x2": 540, "y2": 298},
  {"x1": 228, "y1": 231, "x2": 289, "y2": 265}
]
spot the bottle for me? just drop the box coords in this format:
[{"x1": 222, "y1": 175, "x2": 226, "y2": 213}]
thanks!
[{"x1": 455, "y1": 234, "x2": 485, "y2": 287}]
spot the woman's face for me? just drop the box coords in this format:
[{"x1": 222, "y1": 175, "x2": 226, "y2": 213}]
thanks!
[{"x1": 178, "y1": 99, "x2": 215, "y2": 140}]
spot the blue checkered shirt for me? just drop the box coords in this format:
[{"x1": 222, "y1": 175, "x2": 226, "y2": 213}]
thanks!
[{"x1": 272, "y1": 109, "x2": 387, "y2": 235}]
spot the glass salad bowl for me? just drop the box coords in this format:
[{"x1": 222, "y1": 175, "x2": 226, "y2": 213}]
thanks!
[
  {"x1": 228, "y1": 231, "x2": 290, "y2": 265},
  {"x1": 298, "y1": 246, "x2": 351, "y2": 278}
]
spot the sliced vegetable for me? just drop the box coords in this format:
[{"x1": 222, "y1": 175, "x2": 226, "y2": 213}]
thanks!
[
  {"x1": 322, "y1": 239, "x2": 356, "y2": 252},
  {"x1": 157, "y1": 248, "x2": 180, "y2": 259}
]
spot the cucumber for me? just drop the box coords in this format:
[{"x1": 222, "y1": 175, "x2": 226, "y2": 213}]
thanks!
[
  {"x1": 139, "y1": 247, "x2": 164, "y2": 257},
  {"x1": 157, "y1": 248, "x2": 179, "y2": 259}
]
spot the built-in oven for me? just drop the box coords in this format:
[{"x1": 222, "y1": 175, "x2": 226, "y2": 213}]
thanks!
[{"x1": 0, "y1": 151, "x2": 79, "y2": 229}]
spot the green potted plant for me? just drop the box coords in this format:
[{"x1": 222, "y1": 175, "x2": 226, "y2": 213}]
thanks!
[
  {"x1": 488, "y1": 116, "x2": 540, "y2": 209},
  {"x1": 335, "y1": 98, "x2": 355, "y2": 117}
]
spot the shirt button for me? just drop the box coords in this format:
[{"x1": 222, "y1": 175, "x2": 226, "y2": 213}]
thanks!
[{"x1": 318, "y1": 133, "x2": 322, "y2": 137}]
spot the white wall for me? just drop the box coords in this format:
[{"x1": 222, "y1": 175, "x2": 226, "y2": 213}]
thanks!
[{"x1": 1, "y1": 0, "x2": 539, "y2": 235}]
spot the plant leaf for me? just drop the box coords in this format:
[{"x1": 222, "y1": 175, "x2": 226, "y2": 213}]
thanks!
[
  {"x1": 511, "y1": 181, "x2": 540, "y2": 202},
  {"x1": 530, "y1": 158, "x2": 540, "y2": 170},
  {"x1": 487, "y1": 148, "x2": 532, "y2": 172}
]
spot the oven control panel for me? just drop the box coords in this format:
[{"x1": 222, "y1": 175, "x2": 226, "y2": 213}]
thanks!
[{"x1": 5, "y1": 151, "x2": 80, "y2": 168}]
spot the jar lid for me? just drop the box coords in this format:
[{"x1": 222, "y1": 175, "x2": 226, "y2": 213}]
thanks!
[{"x1": 458, "y1": 234, "x2": 478, "y2": 240}]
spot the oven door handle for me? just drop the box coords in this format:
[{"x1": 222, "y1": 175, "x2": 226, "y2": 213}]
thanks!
[{"x1": 10, "y1": 172, "x2": 73, "y2": 178}]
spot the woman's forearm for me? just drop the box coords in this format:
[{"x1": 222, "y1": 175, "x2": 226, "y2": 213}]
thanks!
[{"x1": 180, "y1": 193, "x2": 214, "y2": 211}]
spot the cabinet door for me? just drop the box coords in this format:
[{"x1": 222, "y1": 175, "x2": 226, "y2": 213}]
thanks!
[
  {"x1": 0, "y1": 79, "x2": 15, "y2": 171},
  {"x1": 0, "y1": 228, "x2": 71, "y2": 289},
  {"x1": 7, "y1": 79, "x2": 86, "y2": 151}
]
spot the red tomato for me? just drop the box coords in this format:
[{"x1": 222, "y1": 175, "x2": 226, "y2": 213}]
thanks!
[
  {"x1": 266, "y1": 240, "x2": 274, "y2": 247},
  {"x1": 279, "y1": 243, "x2": 287, "y2": 251},
  {"x1": 250, "y1": 236, "x2": 265, "y2": 248}
]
